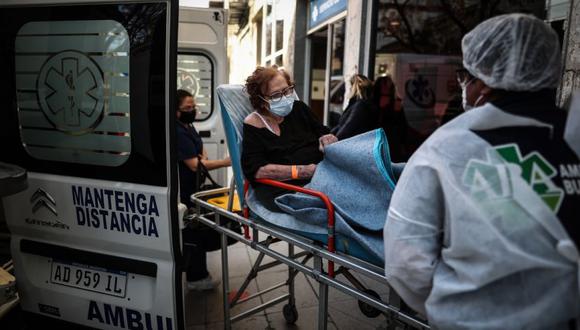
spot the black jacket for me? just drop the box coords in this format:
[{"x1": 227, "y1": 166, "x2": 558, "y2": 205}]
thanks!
[{"x1": 331, "y1": 97, "x2": 377, "y2": 140}]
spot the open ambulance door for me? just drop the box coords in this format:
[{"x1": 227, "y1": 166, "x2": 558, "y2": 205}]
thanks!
[
  {"x1": 177, "y1": 7, "x2": 228, "y2": 186},
  {"x1": 0, "y1": 0, "x2": 184, "y2": 329}
]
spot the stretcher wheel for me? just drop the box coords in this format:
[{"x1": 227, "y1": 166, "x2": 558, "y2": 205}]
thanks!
[
  {"x1": 283, "y1": 304, "x2": 298, "y2": 324},
  {"x1": 358, "y1": 289, "x2": 382, "y2": 318}
]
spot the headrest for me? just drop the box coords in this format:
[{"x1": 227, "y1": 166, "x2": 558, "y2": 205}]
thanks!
[
  {"x1": 216, "y1": 84, "x2": 300, "y2": 142},
  {"x1": 216, "y1": 84, "x2": 254, "y2": 144}
]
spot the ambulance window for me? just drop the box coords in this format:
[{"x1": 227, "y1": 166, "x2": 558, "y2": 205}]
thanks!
[
  {"x1": 0, "y1": 3, "x2": 170, "y2": 187},
  {"x1": 14, "y1": 20, "x2": 131, "y2": 167},
  {"x1": 177, "y1": 54, "x2": 214, "y2": 121}
]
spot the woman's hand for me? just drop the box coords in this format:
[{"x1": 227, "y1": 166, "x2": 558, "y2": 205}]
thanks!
[
  {"x1": 222, "y1": 157, "x2": 232, "y2": 167},
  {"x1": 298, "y1": 164, "x2": 317, "y2": 179},
  {"x1": 319, "y1": 134, "x2": 338, "y2": 152}
]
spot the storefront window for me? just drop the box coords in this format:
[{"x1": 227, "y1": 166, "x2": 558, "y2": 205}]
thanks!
[
  {"x1": 329, "y1": 20, "x2": 345, "y2": 127},
  {"x1": 262, "y1": 0, "x2": 287, "y2": 67},
  {"x1": 265, "y1": 13, "x2": 272, "y2": 57},
  {"x1": 276, "y1": 19, "x2": 284, "y2": 51},
  {"x1": 330, "y1": 20, "x2": 344, "y2": 76},
  {"x1": 372, "y1": 0, "x2": 545, "y2": 162},
  {"x1": 308, "y1": 28, "x2": 328, "y2": 122},
  {"x1": 255, "y1": 13, "x2": 262, "y2": 64},
  {"x1": 275, "y1": 0, "x2": 285, "y2": 52},
  {"x1": 305, "y1": 0, "x2": 347, "y2": 124}
]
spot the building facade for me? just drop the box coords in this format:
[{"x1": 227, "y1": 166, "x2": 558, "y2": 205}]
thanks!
[{"x1": 226, "y1": 0, "x2": 577, "y2": 161}]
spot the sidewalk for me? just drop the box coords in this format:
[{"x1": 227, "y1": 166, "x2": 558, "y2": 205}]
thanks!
[{"x1": 184, "y1": 235, "x2": 393, "y2": 330}]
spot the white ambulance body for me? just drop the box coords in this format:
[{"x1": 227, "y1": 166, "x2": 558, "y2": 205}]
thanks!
[{"x1": 0, "y1": 1, "x2": 227, "y2": 329}]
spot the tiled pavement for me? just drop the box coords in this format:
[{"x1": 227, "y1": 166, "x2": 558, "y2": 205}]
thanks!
[{"x1": 183, "y1": 234, "x2": 397, "y2": 330}]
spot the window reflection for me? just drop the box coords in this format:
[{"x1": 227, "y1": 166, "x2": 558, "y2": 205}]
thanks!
[{"x1": 373, "y1": 0, "x2": 545, "y2": 161}]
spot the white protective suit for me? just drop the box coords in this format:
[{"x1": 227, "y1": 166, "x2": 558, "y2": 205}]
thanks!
[
  {"x1": 384, "y1": 14, "x2": 580, "y2": 329},
  {"x1": 383, "y1": 102, "x2": 580, "y2": 329}
]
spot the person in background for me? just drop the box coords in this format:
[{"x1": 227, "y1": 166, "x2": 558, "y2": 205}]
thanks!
[
  {"x1": 373, "y1": 75, "x2": 408, "y2": 162},
  {"x1": 383, "y1": 14, "x2": 580, "y2": 328},
  {"x1": 241, "y1": 66, "x2": 337, "y2": 201},
  {"x1": 331, "y1": 74, "x2": 377, "y2": 140},
  {"x1": 441, "y1": 78, "x2": 464, "y2": 125},
  {"x1": 176, "y1": 89, "x2": 230, "y2": 290}
]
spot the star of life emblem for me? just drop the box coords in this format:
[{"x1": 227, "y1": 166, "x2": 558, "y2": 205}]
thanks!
[
  {"x1": 37, "y1": 50, "x2": 105, "y2": 134},
  {"x1": 15, "y1": 20, "x2": 131, "y2": 166},
  {"x1": 177, "y1": 70, "x2": 199, "y2": 97}
]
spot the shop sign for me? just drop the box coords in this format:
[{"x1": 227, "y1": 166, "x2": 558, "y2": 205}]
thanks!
[{"x1": 309, "y1": 0, "x2": 347, "y2": 30}]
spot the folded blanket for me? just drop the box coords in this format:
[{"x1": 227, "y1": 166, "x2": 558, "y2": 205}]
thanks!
[{"x1": 273, "y1": 129, "x2": 398, "y2": 262}]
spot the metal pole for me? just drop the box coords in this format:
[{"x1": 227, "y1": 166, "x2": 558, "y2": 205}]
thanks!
[
  {"x1": 218, "y1": 213, "x2": 231, "y2": 330},
  {"x1": 288, "y1": 243, "x2": 295, "y2": 306},
  {"x1": 315, "y1": 256, "x2": 328, "y2": 330}
]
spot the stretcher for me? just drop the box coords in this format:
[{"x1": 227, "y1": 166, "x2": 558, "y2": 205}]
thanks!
[{"x1": 190, "y1": 84, "x2": 430, "y2": 330}]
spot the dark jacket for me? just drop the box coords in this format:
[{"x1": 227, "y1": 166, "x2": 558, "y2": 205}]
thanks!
[{"x1": 331, "y1": 97, "x2": 377, "y2": 140}]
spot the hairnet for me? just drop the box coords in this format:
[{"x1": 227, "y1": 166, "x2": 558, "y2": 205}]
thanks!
[{"x1": 462, "y1": 14, "x2": 561, "y2": 91}]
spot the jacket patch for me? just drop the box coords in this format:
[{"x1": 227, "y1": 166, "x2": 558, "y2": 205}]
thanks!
[{"x1": 463, "y1": 143, "x2": 564, "y2": 212}]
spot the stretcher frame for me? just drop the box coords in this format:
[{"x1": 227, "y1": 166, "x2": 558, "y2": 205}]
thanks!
[{"x1": 191, "y1": 181, "x2": 430, "y2": 330}]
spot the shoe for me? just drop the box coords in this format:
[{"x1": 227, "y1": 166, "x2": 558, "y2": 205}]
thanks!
[{"x1": 186, "y1": 275, "x2": 220, "y2": 291}]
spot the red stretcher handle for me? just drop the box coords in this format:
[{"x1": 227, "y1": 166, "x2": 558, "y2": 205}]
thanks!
[{"x1": 243, "y1": 178, "x2": 336, "y2": 277}]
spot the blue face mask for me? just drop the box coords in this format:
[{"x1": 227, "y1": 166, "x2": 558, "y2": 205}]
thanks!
[{"x1": 268, "y1": 95, "x2": 295, "y2": 117}]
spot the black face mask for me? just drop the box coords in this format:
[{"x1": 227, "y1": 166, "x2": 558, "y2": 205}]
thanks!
[{"x1": 179, "y1": 111, "x2": 196, "y2": 124}]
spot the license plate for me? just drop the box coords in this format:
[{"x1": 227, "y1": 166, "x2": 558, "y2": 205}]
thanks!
[{"x1": 50, "y1": 260, "x2": 127, "y2": 298}]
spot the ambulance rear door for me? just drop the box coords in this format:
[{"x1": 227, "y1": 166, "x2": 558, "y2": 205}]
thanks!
[
  {"x1": 177, "y1": 7, "x2": 228, "y2": 186},
  {"x1": 0, "y1": 0, "x2": 183, "y2": 329}
]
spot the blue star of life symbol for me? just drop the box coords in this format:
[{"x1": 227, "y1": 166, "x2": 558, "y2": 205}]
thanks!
[{"x1": 37, "y1": 51, "x2": 105, "y2": 134}]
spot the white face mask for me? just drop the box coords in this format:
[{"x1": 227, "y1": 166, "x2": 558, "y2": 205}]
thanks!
[
  {"x1": 461, "y1": 78, "x2": 484, "y2": 111},
  {"x1": 461, "y1": 84, "x2": 472, "y2": 111},
  {"x1": 268, "y1": 95, "x2": 295, "y2": 117}
]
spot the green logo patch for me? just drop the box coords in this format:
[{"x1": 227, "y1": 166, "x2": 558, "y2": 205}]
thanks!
[{"x1": 463, "y1": 144, "x2": 563, "y2": 212}]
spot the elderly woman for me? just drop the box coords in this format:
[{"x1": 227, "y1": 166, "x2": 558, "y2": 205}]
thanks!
[
  {"x1": 383, "y1": 14, "x2": 580, "y2": 328},
  {"x1": 331, "y1": 74, "x2": 376, "y2": 140},
  {"x1": 242, "y1": 66, "x2": 337, "y2": 195}
]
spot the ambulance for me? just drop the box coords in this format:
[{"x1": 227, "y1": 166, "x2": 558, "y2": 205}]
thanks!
[{"x1": 0, "y1": 1, "x2": 228, "y2": 328}]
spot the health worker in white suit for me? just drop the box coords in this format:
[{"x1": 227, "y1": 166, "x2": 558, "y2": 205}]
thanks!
[{"x1": 383, "y1": 13, "x2": 580, "y2": 329}]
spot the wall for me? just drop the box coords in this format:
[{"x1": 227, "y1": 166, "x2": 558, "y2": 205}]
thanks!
[
  {"x1": 342, "y1": 0, "x2": 370, "y2": 109},
  {"x1": 561, "y1": 0, "x2": 580, "y2": 105},
  {"x1": 226, "y1": 0, "x2": 297, "y2": 84}
]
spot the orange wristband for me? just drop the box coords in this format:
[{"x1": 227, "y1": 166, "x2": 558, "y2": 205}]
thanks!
[{"x1": 291, "y1": 165, "x2": 298, "y2": 179}]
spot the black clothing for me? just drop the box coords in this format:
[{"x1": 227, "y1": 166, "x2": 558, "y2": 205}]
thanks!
[
  {"x1": 442, "y1": 94, "x2": 464, "y2": 125},
  {"x1": 373, "y1": 77, "x2": 409, "y2": 162},
  {"x1": 474, "y1": 89, "x2": 580, "y2": 247},
  {"x1": 176, "y1": 122, "x2": 208, "y2": 281},
  {"x1": 242, "y1": 101, "x2": 330, "y2": 207},
  {"x1": 331, "y1": 97, "x2": 377, "y2": 140},
  {"x1": 242, "y1": 100, "x2": 329, "y2": 183},
  {"x1": 177, "y1": 122, "x2": 203, "y2": 208},
  {"x1": 182, "y1": 227, "x2": 209, "y2": 281}
]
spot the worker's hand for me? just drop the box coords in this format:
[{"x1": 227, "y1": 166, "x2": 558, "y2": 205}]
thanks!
[
  {"x1": 222, "y1": 157, "x2": 231, "y2": 166},
  {"x1": 319, "y1": 134, "x2": 338, "y2": 152},
  {"x1": 298, "y1": 164, "x2": 317, "y2": 179}
]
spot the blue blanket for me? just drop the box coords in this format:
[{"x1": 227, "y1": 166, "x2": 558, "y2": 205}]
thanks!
[{"x1": 247, "y1": 129, "x2": 401, "y2": 263}]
